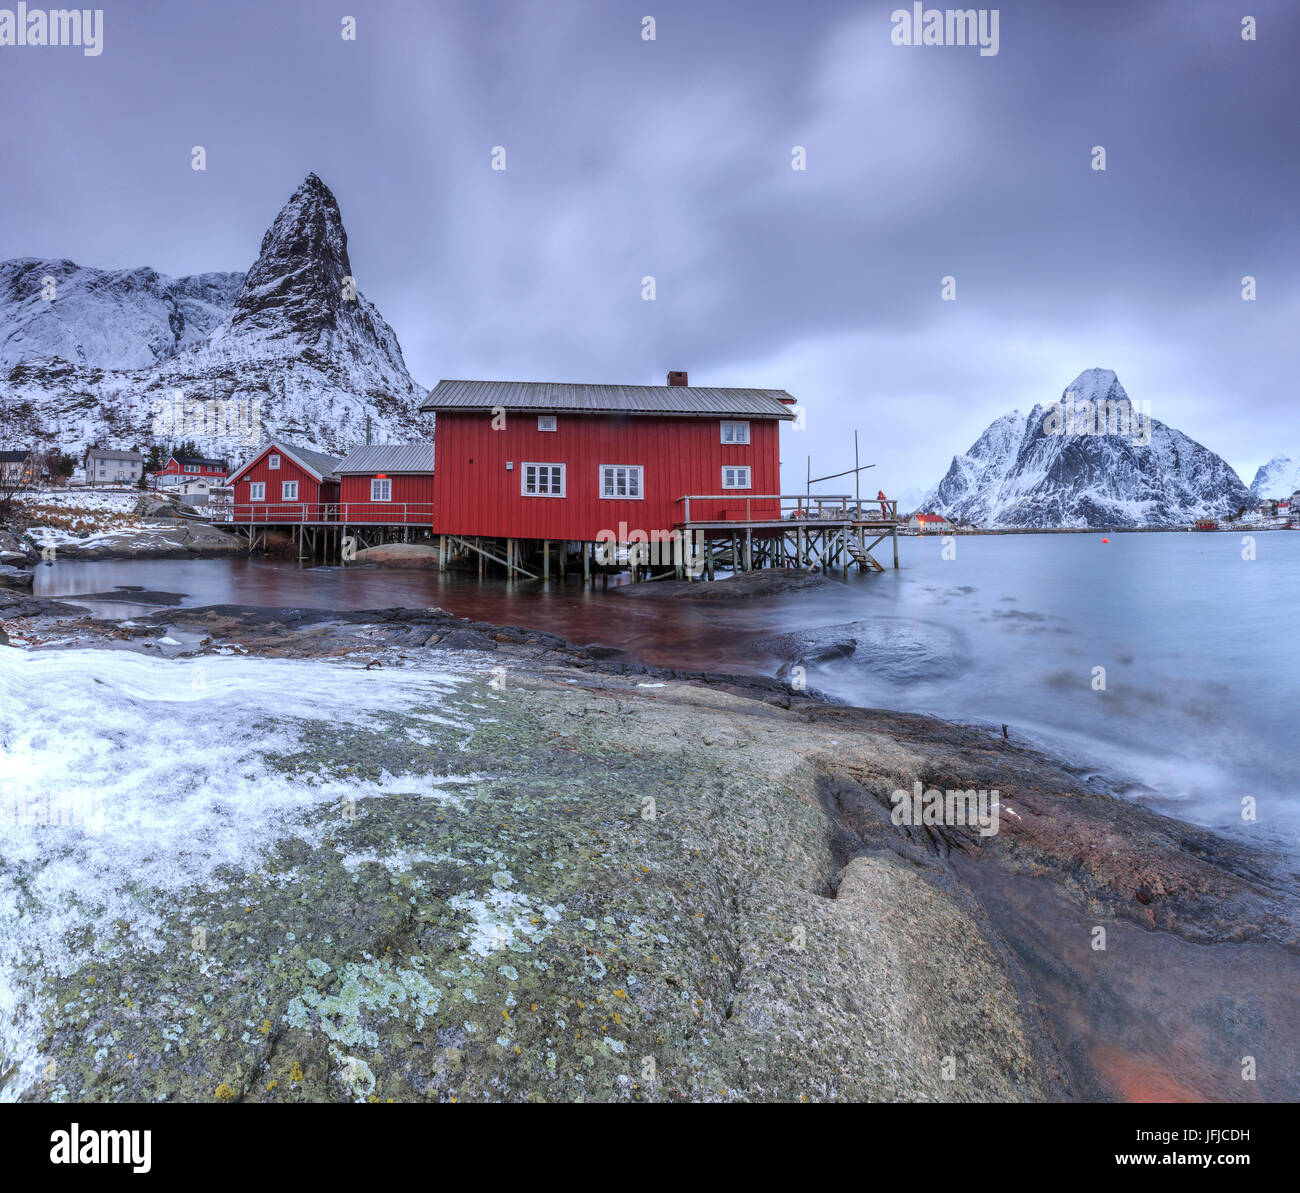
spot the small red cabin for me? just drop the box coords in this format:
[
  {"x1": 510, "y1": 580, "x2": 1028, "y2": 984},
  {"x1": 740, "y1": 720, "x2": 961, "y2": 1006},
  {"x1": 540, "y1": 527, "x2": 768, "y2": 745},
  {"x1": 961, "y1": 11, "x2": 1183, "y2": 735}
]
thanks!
[
  {"x1": 226, "y1": 441, "x2": 342, "y2": 523},
  {"x1": 420, "y1": 377, "x2": 794, "y2": 542},
  {"x1": 335, "y1": 444, "x2": 436, "y2": 524}
]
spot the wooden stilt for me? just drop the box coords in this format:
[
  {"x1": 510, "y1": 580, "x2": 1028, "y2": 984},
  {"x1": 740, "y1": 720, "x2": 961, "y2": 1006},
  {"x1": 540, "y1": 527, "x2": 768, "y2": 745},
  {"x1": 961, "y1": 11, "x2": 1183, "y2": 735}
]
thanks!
[
  {"x1": 543, "y1": 540, "x2": 550, "y2": 582},
  {"x1": 439, "y1": 534, "x2": 446, "y2": 572}
]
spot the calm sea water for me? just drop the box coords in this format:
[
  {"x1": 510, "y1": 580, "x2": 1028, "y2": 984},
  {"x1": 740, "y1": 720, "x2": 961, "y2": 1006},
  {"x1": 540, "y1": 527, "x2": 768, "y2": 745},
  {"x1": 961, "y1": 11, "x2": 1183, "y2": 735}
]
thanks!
[{"x1": 33, "y1": 531, "x2": 1300, "y2": 851}]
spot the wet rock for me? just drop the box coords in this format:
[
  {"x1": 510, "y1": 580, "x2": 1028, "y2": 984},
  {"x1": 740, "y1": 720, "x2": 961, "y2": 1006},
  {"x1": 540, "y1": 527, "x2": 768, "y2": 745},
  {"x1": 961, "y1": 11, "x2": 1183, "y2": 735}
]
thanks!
[
  {"x1": 353, "y1": 543, "x2": 441, "y2": 568},
  {"x1": 429, "y1": 627, "x2": 497, "y2": 652},
  {"x1": 763, "y1": 619, "x2": 969, "y2": 683},
  {"x1": 0, "y1": 563, "x2": 35, "y2": 590}
]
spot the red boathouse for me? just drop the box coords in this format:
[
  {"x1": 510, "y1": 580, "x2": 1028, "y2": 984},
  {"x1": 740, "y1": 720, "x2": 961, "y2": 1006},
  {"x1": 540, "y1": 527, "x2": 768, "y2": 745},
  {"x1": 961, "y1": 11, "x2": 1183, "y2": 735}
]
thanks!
[
  {"x1": 335, "y1": 444, "x2": 436, "y2": 524},
  {"x1": 152, "y1": 453, "x2": 229, "y2": 489},
  {"x1": 226, "y1": 440, "x2": 342, "y2": 522},
  {"x1": 420, "y1": 375, "x2": 795, "y2": 542}
]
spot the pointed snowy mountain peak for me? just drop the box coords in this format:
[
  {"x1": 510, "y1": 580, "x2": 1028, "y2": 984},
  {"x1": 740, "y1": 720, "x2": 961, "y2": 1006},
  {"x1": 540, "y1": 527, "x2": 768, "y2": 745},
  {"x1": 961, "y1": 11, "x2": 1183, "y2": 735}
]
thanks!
[
  {"x1": 0, "y1": 171, "x2": 427, "y2": 455},
  {"x1": 921, "y1": 370, "x2": 1253, "y2": 528},
  {"x1": 231, "y1": 174, "x2": 354, "y2": 337},
  {"x1": 1062, "y1": 367, "x2": 1126, "y2": 402}
]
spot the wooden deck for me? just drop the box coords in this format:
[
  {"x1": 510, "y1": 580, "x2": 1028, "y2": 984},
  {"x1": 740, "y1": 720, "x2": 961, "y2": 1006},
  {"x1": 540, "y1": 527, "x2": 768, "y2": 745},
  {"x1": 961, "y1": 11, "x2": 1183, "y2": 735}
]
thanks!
[{"x1": 674, "y1": 494, "x2": 900, "y2": 576}]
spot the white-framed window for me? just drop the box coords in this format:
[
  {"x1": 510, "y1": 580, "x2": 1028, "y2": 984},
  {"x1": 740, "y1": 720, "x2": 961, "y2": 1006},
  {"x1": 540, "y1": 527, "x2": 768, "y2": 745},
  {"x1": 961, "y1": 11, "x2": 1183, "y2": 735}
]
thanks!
[
  {"x1": 371, "y1": 478, "x2": 392, "y2": 501},
  {"x1": 268, "y1": 454, "x2": 281, "y2": 470},
  {"x1": 537, "y1": 415, "x2": 557, "y2": 432},
  {"x1": 184, "y1": 463, "x2": 199, "y2": 473},
  {"x1": 599, "y1": 464, "x2": 643, "y2": 500},
  {"x1": 720, "y1": 420, "x2": 750, "y2": 444},
  {"x1": 722, "y1": 466, "x2": 751, "y2": 489},
  {"x1": 282, "y1": 481, "x2": 298, "y2": 500},
  {"x1": 522, "y1": 462, "x2": 565, "y2": 497},
  {"x1": 249, "y1": 482, "x2": 265, "y2": 500}
]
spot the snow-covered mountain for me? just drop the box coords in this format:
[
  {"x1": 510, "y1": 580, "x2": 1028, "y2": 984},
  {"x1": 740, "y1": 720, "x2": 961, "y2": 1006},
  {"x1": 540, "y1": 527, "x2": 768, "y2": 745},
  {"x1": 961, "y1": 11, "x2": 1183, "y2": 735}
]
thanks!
[
  {"x1": 920, "y1": 369, "x2": 1255, "y2": 528},
  {"x1": 0, "y1": 261, "x2": 243, "y2": 372},
  {"x1": 1249, "y1": 454, "x2": 1300, "y2": 499},
  {"x1": 0, "y1": 174, "x2": 427, "y2": 456}
]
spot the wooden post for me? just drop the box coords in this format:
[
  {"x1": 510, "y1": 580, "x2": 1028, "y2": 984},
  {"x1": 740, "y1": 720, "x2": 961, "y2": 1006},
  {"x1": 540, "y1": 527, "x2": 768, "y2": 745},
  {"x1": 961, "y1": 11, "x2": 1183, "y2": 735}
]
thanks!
[
  {"x1": 583, "y1": 543, "x2": 590, "y2": 585},
  {"x1": 507, "y1": 538, "x2": 514, "y2": 581},
  {"x1": 745, "y1": 527, "x2": 752, "y2": 571},
  {"x1": 543, "y1": 540, "x2": 550, "y2": 582},
  {"x1": 439, "y1": 534, "x2": 446, "y2": 572}
]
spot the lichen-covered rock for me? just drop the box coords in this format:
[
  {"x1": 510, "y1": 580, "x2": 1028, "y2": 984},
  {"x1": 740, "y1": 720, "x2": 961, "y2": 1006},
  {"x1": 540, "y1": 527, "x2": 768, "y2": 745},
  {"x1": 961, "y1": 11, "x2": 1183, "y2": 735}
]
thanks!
[{"x1": 5, "y1": 605, "x2": 1295, "y2": 1103}]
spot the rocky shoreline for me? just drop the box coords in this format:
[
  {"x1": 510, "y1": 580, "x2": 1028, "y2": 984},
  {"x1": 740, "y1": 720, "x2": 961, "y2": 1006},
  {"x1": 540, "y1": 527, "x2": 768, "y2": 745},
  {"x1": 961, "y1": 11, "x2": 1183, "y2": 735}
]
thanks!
[{"x1": 1, "y1": 590, "x2": 1296, "y2": 1102}]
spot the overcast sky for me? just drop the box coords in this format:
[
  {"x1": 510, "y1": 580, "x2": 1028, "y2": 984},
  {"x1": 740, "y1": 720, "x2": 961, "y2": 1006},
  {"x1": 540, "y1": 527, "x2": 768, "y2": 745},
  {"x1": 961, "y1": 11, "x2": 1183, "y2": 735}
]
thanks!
[{"x1": 1, "y1": 0, "x2": 1296, "y2": 496}]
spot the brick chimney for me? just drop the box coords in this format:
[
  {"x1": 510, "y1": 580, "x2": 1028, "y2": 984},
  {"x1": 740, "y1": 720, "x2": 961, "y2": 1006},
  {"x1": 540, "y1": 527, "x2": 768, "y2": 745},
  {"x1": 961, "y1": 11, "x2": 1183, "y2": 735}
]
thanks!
[{"x1": 667, "y1": 370, "x2": 688, "y2": 386}]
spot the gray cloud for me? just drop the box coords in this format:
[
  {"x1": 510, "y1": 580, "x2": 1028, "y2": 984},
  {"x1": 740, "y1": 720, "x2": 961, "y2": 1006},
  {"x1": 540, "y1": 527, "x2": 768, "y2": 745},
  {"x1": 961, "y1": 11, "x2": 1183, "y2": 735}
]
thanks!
[{"x1": 0, "y1": 0, "x2": 1295, "y2": 495}]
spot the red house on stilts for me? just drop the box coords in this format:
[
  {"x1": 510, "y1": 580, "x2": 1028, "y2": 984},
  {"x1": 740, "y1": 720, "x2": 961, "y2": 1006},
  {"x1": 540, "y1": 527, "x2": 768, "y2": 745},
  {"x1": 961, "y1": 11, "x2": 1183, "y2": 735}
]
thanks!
[
  {"x1": 213, "y1": 373, "x2": 897, "y2": 577},
  {"x1": 226, "y1": 440, "x2": 343, "y2": 523},
  {"x1": 422, "y1": 372, "x2": 794, "y2": 532}
]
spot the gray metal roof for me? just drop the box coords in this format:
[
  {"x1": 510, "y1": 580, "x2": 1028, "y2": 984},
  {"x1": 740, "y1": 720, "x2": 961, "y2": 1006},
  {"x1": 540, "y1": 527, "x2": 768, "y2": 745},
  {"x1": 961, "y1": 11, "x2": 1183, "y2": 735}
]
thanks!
[
  {"x1": 276, "y1": 441, "x2": 345, "y2": 480},
  {"x1": 172, "y1": 454, "x2": 228, "y2": 469},
  {"x1": 87, "y1": 448, "x2": 144, "y2": 461},
  {"x1": 421, "y1": 379, "x2": 797, "y2": 419},
  {"x1": 336, "y1": 444, "x2": 436, "y2": 474}
]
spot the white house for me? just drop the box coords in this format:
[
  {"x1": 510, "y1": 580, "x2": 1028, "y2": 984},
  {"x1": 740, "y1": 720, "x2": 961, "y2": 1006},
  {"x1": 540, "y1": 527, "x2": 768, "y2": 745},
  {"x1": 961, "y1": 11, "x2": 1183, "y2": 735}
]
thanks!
[{"x1": 85, "y1": 448, "x2": 144, "y2": 486}]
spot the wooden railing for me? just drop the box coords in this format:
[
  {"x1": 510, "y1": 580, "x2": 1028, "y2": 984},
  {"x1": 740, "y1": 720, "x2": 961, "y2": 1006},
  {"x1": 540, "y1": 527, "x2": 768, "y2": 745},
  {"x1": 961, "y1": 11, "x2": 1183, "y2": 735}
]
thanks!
[
  {"x1": 212, "y1": 502, "x2": 436, "y2": 525},
  {"x1": 676, "y1": 494, "x2": 897, "y2": 524}
]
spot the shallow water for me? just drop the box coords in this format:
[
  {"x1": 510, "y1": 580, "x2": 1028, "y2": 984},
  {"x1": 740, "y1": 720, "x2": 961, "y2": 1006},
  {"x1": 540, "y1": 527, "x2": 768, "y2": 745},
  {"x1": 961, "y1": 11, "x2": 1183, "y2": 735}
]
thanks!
[{"x1": 32, "y1": 530, "x2": 1300, "y2": 852}]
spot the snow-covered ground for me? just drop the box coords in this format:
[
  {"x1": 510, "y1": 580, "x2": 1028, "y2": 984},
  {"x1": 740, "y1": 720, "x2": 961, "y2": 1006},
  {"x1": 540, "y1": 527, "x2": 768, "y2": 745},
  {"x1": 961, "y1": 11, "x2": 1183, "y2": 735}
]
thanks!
[
  {"x1": 0, "y1": 645, "x2": 492, "y2": 1101},
  {"x1": 14, "y1": 489, "x2": 175, "y2": 550}
]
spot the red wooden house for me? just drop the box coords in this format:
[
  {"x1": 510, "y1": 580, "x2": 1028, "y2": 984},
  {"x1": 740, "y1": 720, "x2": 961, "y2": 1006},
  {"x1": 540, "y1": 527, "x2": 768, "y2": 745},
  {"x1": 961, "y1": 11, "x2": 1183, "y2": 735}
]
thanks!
[
  {"x1": 335, "y1": 444, "x2": 436, "y2": 524},
  {"x1": 420, "y1": 374, "x2": 795, "y2": 543},
  {"x1": 152, "y1": 453, "x2": 229, "y2": 488},
  {"x1": 226, "y1": 440, "x2": 343, "y2": 523}
]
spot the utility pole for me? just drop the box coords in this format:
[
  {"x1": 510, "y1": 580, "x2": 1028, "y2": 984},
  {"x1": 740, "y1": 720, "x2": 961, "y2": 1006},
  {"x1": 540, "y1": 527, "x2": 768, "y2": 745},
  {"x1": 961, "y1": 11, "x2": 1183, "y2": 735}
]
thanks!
[{"x1": 854, "y1": 430, "x2": 860, "y2": 515}]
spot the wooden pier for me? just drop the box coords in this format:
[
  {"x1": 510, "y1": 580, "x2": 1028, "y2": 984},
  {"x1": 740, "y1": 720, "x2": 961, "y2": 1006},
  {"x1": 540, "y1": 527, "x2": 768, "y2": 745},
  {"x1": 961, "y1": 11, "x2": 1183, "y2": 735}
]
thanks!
[
  {"x1": 208, "y1": 493, "x2": 901, "y2": 581},
  {"x1": 675, "y1": 493, "x2": 899, "y2": 579}
]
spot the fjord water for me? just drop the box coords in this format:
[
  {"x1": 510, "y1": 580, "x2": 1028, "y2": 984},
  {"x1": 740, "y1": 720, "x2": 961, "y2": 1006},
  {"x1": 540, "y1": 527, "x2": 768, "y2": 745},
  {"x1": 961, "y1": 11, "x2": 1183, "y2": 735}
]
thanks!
[{"x1": 35, "y1": 531, "x2": 1299, "y2": 852}]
